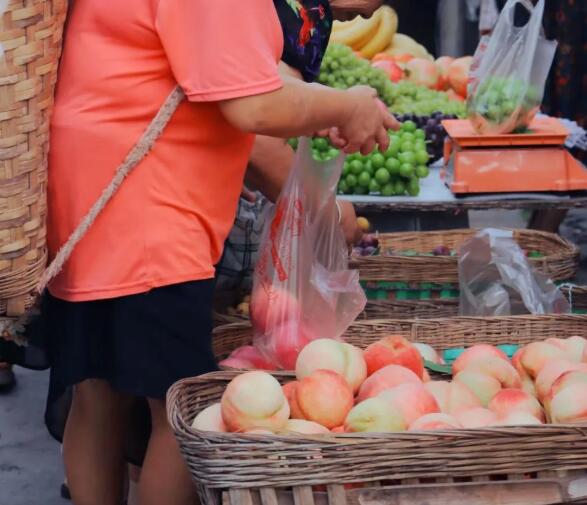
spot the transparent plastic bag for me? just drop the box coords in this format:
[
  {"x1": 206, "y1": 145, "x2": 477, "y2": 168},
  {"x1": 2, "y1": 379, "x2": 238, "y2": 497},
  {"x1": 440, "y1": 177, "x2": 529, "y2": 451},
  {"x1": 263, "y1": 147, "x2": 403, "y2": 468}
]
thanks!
[
  {"x1": 250, "y1": 138, "x2": 366, "y2": 369},
  {"x1": 458, "y1": 228, "x2": 570, "y2": 316},
  {"x1": 467, "y1": 0, "x2": 557, "y2": 134}
]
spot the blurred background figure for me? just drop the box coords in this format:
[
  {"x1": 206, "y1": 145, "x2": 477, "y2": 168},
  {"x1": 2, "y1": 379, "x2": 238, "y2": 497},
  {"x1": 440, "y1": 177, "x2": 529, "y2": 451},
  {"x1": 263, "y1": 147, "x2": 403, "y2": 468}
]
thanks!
[{"x1": 0, "y1": 361, "x2": 16, "y2": 393}]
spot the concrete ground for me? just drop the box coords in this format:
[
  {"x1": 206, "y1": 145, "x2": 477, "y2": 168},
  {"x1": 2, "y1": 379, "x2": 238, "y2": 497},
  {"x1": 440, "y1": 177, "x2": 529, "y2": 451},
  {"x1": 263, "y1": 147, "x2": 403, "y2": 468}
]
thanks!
[{"x1": 1, "y1": 209, "x2": 586, "y2": 505}]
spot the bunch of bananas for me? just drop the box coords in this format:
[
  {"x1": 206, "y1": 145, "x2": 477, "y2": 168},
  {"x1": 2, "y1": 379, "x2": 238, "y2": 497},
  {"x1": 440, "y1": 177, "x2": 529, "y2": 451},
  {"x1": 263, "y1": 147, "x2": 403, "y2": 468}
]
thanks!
[
  {"x1": 330, "y1": 6, "x2": 433, "y2": 61},
  {"x1": 330, "y1": 5, "x2": 398, "y2": 59}
]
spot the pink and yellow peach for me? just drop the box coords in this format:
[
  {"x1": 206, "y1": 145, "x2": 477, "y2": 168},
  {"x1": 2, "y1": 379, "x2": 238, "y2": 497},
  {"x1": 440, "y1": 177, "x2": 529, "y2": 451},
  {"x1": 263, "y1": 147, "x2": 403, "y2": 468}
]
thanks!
[
  {"x1": 454, "y1": 408, "x2": 498, "y2": 428},
  {"x1": 453, "y1": 370, "x2": 502, "y2": 407},
  {"x1": 378, "y1": 383, "x2": 440, "y2": 426},
  {"x1": 296, "y1": 370, "x2": 354, "y2": 429},
  {"x1": 363, "y1": 335, "x2": 424, "y2": 379},
  {"x1": 191, "y1": 403, "x2": 227, "y2": 432},
  {"x1": 409, "y1": 413, "x2": 462, "y2": 431},
  {"x1": 344, "y1": 398, "x2": 406, "y2": 433},
  {"x1": 548, "y1": 382, "x2": 587, "y2": 424},
  {"x1": 221, "y1": 371, "x2": 290, "y2": 432},
  {"x1": 488, "y1": 389, "x2": 545, "y2": 422},
  {"x1": 424, "y1": 380, "x2": 481, "y2": 414},
  {"x1": 534, "y1": 360, "x2": 587, "y2": 401},
  {"x1": 357, "y1": 364, "x2": 421, "y2": 403},
  {"x1": 452, "y1": 345, "x2": 508, "y2": 376},
  {"x1": 295, "y1": 339, "x2": 367, "y2": 393},
  {"x1": 412, "y1": 343, "x2": 445, "y2": 365},
  {"x1": 280, "y1": 419, "x2": 330, "y2": 435},
  {"x1": 514, "y1": 341, "x2": 568, "y2": 379}
]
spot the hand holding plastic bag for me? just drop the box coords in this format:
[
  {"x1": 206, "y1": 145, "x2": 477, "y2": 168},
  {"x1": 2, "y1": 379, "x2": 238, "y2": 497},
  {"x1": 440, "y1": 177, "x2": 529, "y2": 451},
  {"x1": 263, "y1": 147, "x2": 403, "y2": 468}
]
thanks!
[
  {"x1": 458, "y1": 228, "x2": 569, "y2": 316},
  {"x1": 467, "y1": 0, "x2": 557, "y2": 134},
  {"x1": 250, "y1": 139, "x2": 366, "y2": 369}
]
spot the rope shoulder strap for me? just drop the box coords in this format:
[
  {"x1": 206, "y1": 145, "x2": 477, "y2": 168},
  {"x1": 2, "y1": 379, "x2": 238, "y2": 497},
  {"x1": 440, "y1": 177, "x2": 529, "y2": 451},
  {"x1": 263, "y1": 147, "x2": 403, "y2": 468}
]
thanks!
[{"x1": 2, "y1": 85, "x2": 186, "y2": 342}]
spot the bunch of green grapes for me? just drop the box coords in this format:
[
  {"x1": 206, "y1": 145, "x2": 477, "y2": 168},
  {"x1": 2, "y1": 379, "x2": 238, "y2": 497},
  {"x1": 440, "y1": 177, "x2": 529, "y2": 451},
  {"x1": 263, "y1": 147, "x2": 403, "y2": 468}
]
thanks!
[{"x1": 338, "y1": 120, "x2": 431, "y2": 197}]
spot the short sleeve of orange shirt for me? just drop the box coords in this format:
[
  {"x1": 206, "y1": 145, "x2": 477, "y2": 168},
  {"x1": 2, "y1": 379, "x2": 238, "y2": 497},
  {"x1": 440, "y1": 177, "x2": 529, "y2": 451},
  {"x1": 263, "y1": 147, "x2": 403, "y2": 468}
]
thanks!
[{"x1": 47, "y1": 0, "x2": 284, "y2": 301}]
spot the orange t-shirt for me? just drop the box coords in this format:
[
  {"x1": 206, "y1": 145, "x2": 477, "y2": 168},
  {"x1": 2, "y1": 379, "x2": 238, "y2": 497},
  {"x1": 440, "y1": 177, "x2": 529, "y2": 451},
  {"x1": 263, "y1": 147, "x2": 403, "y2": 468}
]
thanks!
[{"x1": 47, "y1": 0, "x2": 283, "y2": 301}]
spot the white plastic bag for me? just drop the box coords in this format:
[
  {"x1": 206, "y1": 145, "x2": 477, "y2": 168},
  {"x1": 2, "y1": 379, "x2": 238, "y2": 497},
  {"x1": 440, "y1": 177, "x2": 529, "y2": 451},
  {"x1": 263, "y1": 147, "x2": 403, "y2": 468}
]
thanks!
[
  {"x1": 467, "y1": 0, "x2": 557, "y2": 134},
  {"x1": 458, "y1": 228, "x2": 570, "y2": 316},
  {"x1": 250, "y1": 139, "x2": 366, "y2": 369}
]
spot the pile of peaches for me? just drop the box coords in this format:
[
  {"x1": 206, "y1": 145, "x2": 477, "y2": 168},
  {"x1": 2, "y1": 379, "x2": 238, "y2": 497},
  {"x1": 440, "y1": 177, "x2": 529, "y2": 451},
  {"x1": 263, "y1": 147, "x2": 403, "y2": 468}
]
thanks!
[{"x1": 192, "y1": 335, "x2": 587, "y2": 435}]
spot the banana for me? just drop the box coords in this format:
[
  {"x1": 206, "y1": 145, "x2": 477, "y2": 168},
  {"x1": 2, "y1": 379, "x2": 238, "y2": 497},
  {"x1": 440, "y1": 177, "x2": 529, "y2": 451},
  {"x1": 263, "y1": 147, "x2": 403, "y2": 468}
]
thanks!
[
  {"x1": 359, "y1": 6, "x2": 398, "y2": 58},
  {"x1": 331, "y1": 16, "x2": 362, "y2": 34},
  {"x1": 329, "y1": 9, "x2": 383, "y2": 50},
  {"x1": 386, "y1": 33, "x2": 432, "y2": 60}
]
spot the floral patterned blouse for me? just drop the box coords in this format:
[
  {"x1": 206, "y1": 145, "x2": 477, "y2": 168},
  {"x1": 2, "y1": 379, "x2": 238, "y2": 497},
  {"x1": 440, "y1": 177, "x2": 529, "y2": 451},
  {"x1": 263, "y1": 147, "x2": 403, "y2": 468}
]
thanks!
[{"x1": 274, "y1": 0, "x2": 333, "y2": 82}]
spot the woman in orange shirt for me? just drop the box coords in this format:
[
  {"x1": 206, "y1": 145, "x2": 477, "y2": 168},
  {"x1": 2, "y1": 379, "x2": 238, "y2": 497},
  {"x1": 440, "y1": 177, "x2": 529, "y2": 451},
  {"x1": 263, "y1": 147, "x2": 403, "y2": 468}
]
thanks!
[{"x1": 44, "y1": 1, "x2": 396, "y2": 505}]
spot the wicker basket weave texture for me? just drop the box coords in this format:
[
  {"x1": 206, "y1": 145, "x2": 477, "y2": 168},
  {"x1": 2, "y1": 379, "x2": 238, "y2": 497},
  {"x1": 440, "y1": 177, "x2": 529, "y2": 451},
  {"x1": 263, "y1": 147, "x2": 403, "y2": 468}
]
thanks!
[
  {"x1": 0, "y1": 0, "x2": 67, "y2": 316},
  {"x1": 352, "y1": 229, "x2": 579, "y2": 283}
]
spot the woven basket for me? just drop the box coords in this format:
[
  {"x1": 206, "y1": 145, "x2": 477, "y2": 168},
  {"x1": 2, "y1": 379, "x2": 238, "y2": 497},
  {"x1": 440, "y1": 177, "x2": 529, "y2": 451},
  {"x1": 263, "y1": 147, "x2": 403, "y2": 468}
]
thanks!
[
  {"x1": 169, "y1": 372, "x2": 587, "y2": 505},
  {"x1": 0, "y1": 0, "x2": 67, "y2": 317},
  {"x1": 352, "y1": 229, "x2": 579, "y2": 283},
  {"x1": 212, "y1": 314, "x2": 587, "y2": 363}
]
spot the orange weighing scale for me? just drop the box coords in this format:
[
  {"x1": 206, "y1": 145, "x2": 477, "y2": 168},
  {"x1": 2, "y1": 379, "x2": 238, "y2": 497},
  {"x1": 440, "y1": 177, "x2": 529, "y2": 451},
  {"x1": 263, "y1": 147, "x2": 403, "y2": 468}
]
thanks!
[{"x1": 441, "y1": 117, "x2": 587, "y2": 195}]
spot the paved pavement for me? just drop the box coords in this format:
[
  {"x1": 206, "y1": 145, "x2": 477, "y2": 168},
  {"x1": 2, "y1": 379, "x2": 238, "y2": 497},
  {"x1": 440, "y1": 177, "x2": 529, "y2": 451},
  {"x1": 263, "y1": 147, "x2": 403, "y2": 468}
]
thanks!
[{"x1": 1, "y1": 209, "x2": 586, "y2": 505}]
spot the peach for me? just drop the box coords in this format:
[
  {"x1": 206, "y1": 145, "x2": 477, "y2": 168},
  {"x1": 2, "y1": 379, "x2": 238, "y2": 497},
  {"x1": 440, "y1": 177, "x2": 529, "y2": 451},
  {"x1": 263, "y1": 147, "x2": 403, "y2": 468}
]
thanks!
[
  {"x1": 412, "y1": 342, "x2": 445, "y2": 365},
  {"x1": 191, "y1": 403, "x2": 227, "y2": 432},
  {"x1": 268, "y1": 320, "x2": 313, "y2": 370},
  {"x1": 460, "y1": 357, "x2": 522, "y2": 389},
  {"x1": 219, "y1": 345, "x2": 276, "y2": 370},
  {"x1": 455, "y1": 408, "x2": 498, "y2": 428},
  {"x1": 448, "y1": 56, "x2": 472, "y2": 96},
  {"x1": 488, "y1": 389, "x2": 545, "y2": 422},
  {"x1": 363, "y1": 336, "x2": 424, "y2": 378},
  {"x1": 357, "y1": 364, "x2": 421, "y2": 403},
  {"x1": 452, "y1": 345, "x2": 508, "y2": 376},
  {"x1": 250, "y1": 285, "x2": 300, "y2": 336},
  {"x1": 549, "y1": 382, "x2": 587, "y2": 423},
  {"x1": 282, "y1": 381, "x2": 304, "y2": 419},
  {"x1": 499, "y1": 412, "x2": 543, "y2": 426},
  {"x1": 331, "y1": 425, "x2": 346, "y2": 434},
  {"x1": 221, "y1": 371, "x2": 290, "y2": 432},
  {"x1": 562, "y1": 336, "x2": 587, "y2": 362},
  {"x1": 424, "y1": 380, "x2": 481, "y2": 415},
  {"x1": 535, "y1": 360, "x2": 587, "y2": 401},
  {"x1": 409, "y1": 413, "x2": 462, "y2": 431},
  {"x1": 436, "y1": 56, "x2": 454, "y2": 90},
  {"x1": 512, "y1": 348, "x2": 537, "y2": 397},
  {"x1": 515, "y1": 341, "x2": 568, "y2": 379},
  {"x1": 584, "y1": 343, "x2": 587, "y2": 362},
  {"x1": 546, "y1": 371, "x2": 587, "y2": 412},
  {"x1": 378, "y1": 383, "x2": 440, "y2": 426},
  {"x1": 280, "y1": 419, "x2": 330, "y2": 435},
  {"x1": 295, "y1": 339, "x2": 367, "y2": 393},
  {"x1": 406, "y1": 58, "x2": 439, "y2": 89},
  {"x1": 454, "y1": 370, "x2": 501, "y2": 407},
  {"x1": 344, "y1": 398, "x2": 406, "y2": 433},
  {"x1": 422, "y1": 369, "x2": 431, "y2": 382},
  {"x1": 245, "y1": 429, "x2": 274, "y2": 435},
  {"x1": 296, "y1": 370, "x2": 354, "y2": 429}
]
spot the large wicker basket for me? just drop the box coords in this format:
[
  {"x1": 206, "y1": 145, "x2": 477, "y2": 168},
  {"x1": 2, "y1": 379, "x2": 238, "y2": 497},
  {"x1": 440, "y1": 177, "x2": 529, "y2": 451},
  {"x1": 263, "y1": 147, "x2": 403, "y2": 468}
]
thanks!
[
  {"x1": 352, "y1": 229, "x2": 579, "y2": 283},
  {"x1": 0, "y1": 0, "x2": 67, "y2": 317},
  {"x1": 212, "y1": 314, "x2": 587, "y2": 364},
  {"x1": 169, "y1": 373, "x2": 587, "y2": 505}
]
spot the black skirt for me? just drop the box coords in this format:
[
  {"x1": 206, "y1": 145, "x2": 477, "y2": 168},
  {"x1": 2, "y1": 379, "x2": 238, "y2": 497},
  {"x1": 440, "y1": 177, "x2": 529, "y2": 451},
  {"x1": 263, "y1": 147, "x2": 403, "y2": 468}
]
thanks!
[{"x1": 44, "y1": 279, "x2": 218, "y2": 466}]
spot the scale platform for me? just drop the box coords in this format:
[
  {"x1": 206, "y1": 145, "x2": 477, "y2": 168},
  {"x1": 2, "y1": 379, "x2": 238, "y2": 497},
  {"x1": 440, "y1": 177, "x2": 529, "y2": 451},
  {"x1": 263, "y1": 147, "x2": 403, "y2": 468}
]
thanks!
[{"x1": 441, "y1": 117, "x2": 587, "y2": 195}]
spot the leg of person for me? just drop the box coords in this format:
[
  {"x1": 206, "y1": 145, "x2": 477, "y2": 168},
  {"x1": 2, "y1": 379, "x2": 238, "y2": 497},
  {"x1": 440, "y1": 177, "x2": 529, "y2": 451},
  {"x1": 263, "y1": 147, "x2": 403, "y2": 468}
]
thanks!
[
  {"x1": 63, "y1": 379, "x2": 132, "y2": 505},
  {"x1": 0, "y1": 362, "x2": 16, "y2": 393},
  {"x1": 138, "y1": 398, "x2": 197, "y2": 505}
]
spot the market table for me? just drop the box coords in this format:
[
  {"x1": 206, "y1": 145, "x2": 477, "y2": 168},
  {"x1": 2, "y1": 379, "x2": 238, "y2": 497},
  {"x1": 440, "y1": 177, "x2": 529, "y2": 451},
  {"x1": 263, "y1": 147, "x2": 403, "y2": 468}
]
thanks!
[{"x1": 339, "y1": 165, "x2": 587, "y2": 232}]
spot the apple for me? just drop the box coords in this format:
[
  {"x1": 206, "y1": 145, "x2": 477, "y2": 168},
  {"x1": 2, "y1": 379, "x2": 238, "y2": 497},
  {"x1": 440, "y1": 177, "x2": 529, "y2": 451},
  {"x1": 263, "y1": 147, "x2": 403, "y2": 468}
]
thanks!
[
  {"x1": 448, "y1": 56, "x2": 472, "y2": 97},
  {"x1": 364, "y1": 335, "x2": 424, "y2": 378},
  {"x1": 406, "y1": 58, "x2": 439, "y2": 89},
  {"x1": 357, "y1": 364, "x2": 421, "y2": 403}
]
